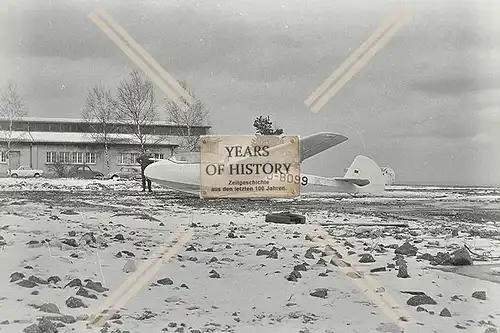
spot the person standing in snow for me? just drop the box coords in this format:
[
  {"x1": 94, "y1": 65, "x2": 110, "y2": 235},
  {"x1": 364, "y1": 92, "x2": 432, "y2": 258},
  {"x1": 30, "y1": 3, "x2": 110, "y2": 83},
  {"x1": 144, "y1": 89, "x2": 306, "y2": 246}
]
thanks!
[{"x1": 136, "y1": 152, "x2": 154, "y2": 192}]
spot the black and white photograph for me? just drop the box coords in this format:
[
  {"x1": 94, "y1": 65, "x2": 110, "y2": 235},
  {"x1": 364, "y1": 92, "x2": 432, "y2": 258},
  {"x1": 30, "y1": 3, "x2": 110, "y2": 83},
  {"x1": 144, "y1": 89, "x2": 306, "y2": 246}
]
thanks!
[{"x1": 0, "y1": 0, "x2": 499, "y2": 332}]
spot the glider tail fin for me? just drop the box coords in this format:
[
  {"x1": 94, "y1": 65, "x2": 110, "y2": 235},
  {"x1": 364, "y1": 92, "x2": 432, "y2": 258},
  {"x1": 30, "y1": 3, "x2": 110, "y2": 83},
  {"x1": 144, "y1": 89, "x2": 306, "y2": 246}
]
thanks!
[{"x1": 344, "y1": 155, "x2": 386, "y2": 193}]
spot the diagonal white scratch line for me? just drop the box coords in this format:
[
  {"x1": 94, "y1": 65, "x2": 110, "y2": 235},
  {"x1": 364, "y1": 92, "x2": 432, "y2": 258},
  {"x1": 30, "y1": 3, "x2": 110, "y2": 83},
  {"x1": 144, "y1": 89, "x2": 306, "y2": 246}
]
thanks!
[
  {"x1": 88, "y1": 228, "x2": 194, "y2": 327},
  {"x1": 94, "y1": 7, "x2": 194, "y2": 106},
  {"x1": 88, "y1": 8, "x2": 194, "y2": 109},
  {"x1": 305, "y1": 4, "x2": 409, "y2": 107},
  {"x1": 310, "y1": 10, "x2": 412, "y2": 113},
  {"x1": 305, "y1": 4, "x2": 412, "y2": 113},
  {"x1": 88, "y1": 229, "x2": 192, "y2": 322},
  {"x1": 312, "y1": 225, "x2": 415, "y2": 331}
]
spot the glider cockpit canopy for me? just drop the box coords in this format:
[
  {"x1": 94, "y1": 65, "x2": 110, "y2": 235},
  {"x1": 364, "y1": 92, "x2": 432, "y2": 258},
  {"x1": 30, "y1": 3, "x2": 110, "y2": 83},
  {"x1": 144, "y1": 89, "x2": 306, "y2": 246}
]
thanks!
[{"x1": 168, "y1": 152, "x2": 201, "y2": 164}]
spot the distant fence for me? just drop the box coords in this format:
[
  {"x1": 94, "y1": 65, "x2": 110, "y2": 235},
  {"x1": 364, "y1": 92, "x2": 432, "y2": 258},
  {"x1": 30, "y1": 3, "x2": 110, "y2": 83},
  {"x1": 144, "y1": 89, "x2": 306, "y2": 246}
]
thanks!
[{"x1": 380, "y1": 167, "x2": 396, "y2": 185}]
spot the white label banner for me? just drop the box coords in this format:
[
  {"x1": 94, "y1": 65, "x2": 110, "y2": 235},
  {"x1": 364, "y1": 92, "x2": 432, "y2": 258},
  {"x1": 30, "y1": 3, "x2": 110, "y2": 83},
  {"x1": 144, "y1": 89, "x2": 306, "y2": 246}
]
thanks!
[{"x1": 200, "y1": 135, "x2": 300, "y2": 198}]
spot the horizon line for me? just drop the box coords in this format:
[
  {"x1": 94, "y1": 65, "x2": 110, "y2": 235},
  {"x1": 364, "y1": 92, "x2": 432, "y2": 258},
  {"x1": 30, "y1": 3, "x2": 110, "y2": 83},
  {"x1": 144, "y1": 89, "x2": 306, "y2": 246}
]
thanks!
[{"x1": 392, "y1": 181, "x2": 499, "y2": 188}]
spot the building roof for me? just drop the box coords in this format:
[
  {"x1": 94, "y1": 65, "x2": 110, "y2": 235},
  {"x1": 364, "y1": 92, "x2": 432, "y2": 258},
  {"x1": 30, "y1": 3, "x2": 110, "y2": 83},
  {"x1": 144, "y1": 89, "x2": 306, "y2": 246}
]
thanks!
[
  {"x1": 0, "y1": 130, "x2": 181, "y2": 146},
  {"x1": 0, "y1": 117, "x2": 210, "y2": 128}
]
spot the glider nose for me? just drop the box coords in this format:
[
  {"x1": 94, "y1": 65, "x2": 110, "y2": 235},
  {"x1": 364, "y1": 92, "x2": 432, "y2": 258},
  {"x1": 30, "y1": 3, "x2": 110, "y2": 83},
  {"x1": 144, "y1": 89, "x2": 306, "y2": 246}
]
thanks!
[{"x1": 144, "y1": 160, "x2": 170, "y2": 180}]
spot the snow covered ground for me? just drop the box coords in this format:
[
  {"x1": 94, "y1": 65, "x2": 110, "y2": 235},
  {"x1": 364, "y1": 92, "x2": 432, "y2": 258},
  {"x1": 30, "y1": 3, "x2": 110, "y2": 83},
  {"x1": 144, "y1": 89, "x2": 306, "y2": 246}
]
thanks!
[{"x1": 0, "y1": 179, "x2": 499, "y2": 333}]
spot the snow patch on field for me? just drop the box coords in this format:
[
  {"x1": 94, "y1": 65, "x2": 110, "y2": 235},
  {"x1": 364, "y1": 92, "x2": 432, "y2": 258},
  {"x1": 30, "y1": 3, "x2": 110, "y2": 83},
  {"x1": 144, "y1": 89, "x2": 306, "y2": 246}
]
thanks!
[{"x1": 0, "y1": 179, "x2": 499, "y2": 332}]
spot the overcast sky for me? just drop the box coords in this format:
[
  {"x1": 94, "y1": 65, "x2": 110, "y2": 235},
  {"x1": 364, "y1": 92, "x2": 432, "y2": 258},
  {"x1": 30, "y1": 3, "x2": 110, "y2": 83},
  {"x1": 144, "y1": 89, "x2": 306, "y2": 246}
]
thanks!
[{"x1": 1, "y1": 0, "x2": 499, "y2": 185}]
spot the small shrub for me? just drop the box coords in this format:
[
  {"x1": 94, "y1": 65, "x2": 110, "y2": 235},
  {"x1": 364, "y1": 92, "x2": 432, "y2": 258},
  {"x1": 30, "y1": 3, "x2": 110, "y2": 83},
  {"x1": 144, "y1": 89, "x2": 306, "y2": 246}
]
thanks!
[{"x1": 47, "y1": 161, "x2": 71, "y2": 178}]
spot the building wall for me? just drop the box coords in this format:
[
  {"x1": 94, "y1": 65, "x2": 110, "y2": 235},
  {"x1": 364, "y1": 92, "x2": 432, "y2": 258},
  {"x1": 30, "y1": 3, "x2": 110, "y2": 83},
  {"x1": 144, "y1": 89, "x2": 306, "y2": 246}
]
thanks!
[
  {"x1": 0, "y1": 117, "x2": 209, "y2": 177},
  {"x1": 0, "y1": 142, "x2": 175, "y2": 177},
  {"x1": 0, "y1": 146, "x2": 31, "y2": 176}
]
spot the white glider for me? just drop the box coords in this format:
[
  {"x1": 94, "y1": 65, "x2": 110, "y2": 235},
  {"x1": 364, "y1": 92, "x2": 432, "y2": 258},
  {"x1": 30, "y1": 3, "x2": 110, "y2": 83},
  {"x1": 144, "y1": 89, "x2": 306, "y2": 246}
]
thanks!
[{"x1": 144, "y1": 132, "x2": 386, "y2": 196}]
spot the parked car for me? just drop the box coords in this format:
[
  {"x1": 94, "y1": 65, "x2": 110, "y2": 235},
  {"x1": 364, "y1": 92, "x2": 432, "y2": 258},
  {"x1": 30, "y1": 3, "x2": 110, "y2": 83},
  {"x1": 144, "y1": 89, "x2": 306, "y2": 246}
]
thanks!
[
  {"x1": 68, "y1": 164, "x2": 104, "y2": 179},
  {"x1": 106, "y1": 167, "x2": 141, "y2": 180},
  {"x1": 9, "y1": 165, "x2": 44, "y2": 178}
]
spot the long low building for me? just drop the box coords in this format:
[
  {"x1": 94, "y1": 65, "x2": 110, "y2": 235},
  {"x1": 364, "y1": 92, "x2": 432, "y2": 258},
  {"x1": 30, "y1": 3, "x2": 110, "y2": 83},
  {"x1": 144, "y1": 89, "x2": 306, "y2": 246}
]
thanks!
[{"x1": 0, "y1": 117, "x2": 210, "y2": 177}]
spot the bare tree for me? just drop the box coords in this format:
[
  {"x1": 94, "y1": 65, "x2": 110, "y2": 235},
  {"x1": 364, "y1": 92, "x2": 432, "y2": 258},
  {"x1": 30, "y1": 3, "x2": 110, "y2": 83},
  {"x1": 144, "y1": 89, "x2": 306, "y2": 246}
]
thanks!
[
  {"x1": 0, "y1": 81, "x2": 28, "y2": 172},
  {"x1": 82, "y1": 83, "x2": 118, "y2": 174},
  {"x1": 165, "y1": 80, "x2": 210, "y2": 152},
  {"x1": 116, "y1": 69, "x2": 160, "y2": 154}
]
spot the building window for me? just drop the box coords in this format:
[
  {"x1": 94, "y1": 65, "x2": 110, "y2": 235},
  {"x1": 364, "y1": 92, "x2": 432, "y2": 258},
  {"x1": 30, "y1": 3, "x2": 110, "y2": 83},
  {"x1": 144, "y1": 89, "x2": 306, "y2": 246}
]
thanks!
[
  {"x1": 49, "y1": 123, "x2": 61, "y2": 132},
  {"x1": 85, "y1": 152, "x2": 96, "y2": 164},
  {"x1": 77, "y1": 123, "x2": 91, "y2": 132},
  {"x1": 72, "y1": 152, "x2": 84, "y2": 164},
  {"x1": 59, "y1": 152, "x2": 71, "y2": 163},
  {"x1": 13, "y1": 122, "x2": 29, "y2": 131},
  {"x1": 61, "y1": 124, "x2": 71, "y2": 132},
  {"x1": 46, "y1": 152, "x2": 57, "y2": 163},
  {"x1": 154, "y1": 153, "x2": 164, "y2": 160},
  {"x1": 30, "y1": 123, "x2": 42, "y2": 131},
  {"x1": 0, "y1": 151, "x2": 6, "y2": 163},
  {"x1": 46, "y1": 151, "x2": 96, "y2": 164},
  {"x1": 119, "y1": 152, "x2": 140, "y2": 165}
]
